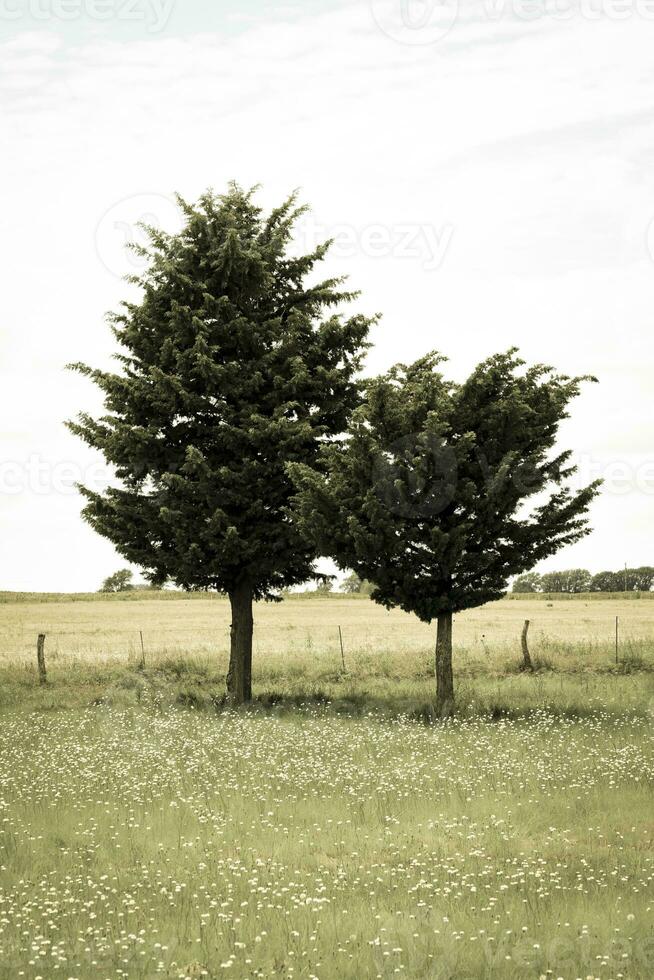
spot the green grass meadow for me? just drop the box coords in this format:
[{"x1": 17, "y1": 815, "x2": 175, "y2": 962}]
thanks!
[{"x1": 0, "y1": 593, "x2": 653, "y2": 979}]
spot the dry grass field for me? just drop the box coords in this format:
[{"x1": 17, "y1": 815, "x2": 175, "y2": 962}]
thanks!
[{"x1": 1, "y1": 591, "x2": 653, "y2": 672}]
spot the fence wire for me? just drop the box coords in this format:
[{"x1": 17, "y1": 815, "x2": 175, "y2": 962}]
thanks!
[{"x1": 0, "y1": 619, "x2": 652, "y2": 667}]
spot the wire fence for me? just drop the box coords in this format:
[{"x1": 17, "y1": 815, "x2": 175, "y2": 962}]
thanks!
[
  {"x1": 0, "y1": 618, "x2": 652, "y2": 669},
  {"x1": 1, "y1": 624, "x2": 429, "y2": 664}
]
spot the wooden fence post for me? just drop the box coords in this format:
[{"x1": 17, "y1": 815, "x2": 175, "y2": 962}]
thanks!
[
  {"x1": 521, "y1": 620, "x2": 534, "y2": 672},
  {"x1": 37, "y1": 633, "x2": 47, "y2": 685},
  {"x1": 615, "y1": 616, "x2": 619, "y2": 665},
  {"x1": 338, "y1": 625, "x2": 346, "y2": 672}
]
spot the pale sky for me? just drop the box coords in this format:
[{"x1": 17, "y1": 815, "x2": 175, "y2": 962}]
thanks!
[{"x1": 1, "y1": 0, "x2": 653, "y2": 592}]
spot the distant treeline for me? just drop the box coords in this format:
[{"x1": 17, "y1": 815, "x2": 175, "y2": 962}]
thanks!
[{"x1": 512, "y1": 567, "x2": 654, "y2": 594}]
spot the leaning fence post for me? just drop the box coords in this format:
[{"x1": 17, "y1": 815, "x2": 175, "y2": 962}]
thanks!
[
  {"x1": 139, "y1": 630, "x2": 145, "y2": 668},
  {"x1": 615, "y1": 615, "x2": 619, "y2": 665},
  {"x1": 521, "y1": 619, "x2": 534, "y2": 672},
  {"x1": 37, "y1": 633, "x2": 47, "y2": 685},
  {"x1": 338, "y1": 625, "x2": 346, "y2": 672}
]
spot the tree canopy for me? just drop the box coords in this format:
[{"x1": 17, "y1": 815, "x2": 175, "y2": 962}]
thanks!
[
  {"x1": 512, "y1": 566, "x2": 654, "y2": 593},
  {"x1": 341, "y1": 571, "x2": 374, "y2": 595},
  {"x1": 540, "y1": 568, "x2": 592, "y2": 594},
  {"x1": 290, "y1": 349, "x2": 600, "y2": 714},
  {"x1": 511, "y1": 571, "x2": 542, "y2": 593},
  {"x1": 69, "y1": 184, "x2": 373, "y2": 702},
  {"x1": 99, "y1": 569, "x2": 134, "y2": 593}
]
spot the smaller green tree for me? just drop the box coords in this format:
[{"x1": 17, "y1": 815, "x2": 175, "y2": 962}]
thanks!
[
  {"x1": 314, "y1": 580, "x2": 334, "y2": 595},
  {"x1": 512, "y1": 572, "x2": 541, "y2": 593},
  {"x1": 341, "y1": 571, "x2": 363, "y2": 593},
  {"x1": 100, "y1": 569, "x2": 134, "y2": 593},
  {"x1": 290, "y1": 350, "x2": 600, "y2": 716},
  {"x1": 341, "y1": 571, "x2": 374, "y2": 594}
]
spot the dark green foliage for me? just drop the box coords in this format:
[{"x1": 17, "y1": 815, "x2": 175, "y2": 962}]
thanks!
[
  {"x1": 68, "y1": 184, "x2": 372, "y2": 600},
  {"x1": 539, "y1": 571, "x2": 566, "y2": 593},
  {"x1": 627, "y1": 567, "x2": 654, "y2": 591},
  {"x1": 512, "y1": 572, "x2": 542, "y2": 593},
  {"x1": 290, "y1": 349, "x2": 601, "y2": 623},
  {"x1": 590, "y1": 567, "x2": 654, "y2": 592},
  {"x1": 590, "y1": 571, "x2": 623, "y2": 593},
  {"x1": 540, "y1": 568, "x2": 591, "y2": 594},
  {"x1": 99, "y1": 569, "x2": 134, "y2": 593},
  {"x1": 565, "y1": 569, "x2": 592, "y2": 593},
  {"x1": 567, "y1": 569, "x2": 592, "y2": 593},
  {"x1": 514, "y1": 566, "x2": 654, "y2": 595}
]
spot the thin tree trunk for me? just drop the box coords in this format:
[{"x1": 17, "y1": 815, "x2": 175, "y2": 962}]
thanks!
[
  {"x1": 435, "y1": 611, "x2": 454, "y2": 718},
  {"x1": 521, "y1": 619, "x2": 534, "y2": 672},
  {"x1": 226, "y1": 582, "x2": 253, "y2": 705}
]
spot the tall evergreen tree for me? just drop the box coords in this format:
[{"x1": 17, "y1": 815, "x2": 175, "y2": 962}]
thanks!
[
  {"x1": 290, "y1": 350, "x2": 601, "y2": 716},
  {"x1": 68, "y1": 184, "x2": 372, "y2": 703}
]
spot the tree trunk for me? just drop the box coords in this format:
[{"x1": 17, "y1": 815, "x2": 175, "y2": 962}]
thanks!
[
  {"x1": 435, "y1": 611, "x2": 455, "y2": 718},
  {"x1": 226, "y1": 582, "x2": 253, "y2": 705}
]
